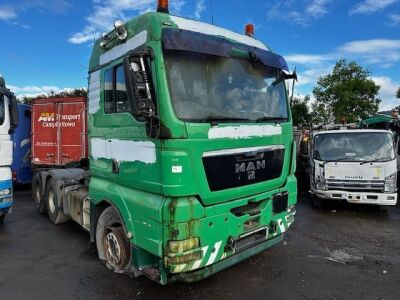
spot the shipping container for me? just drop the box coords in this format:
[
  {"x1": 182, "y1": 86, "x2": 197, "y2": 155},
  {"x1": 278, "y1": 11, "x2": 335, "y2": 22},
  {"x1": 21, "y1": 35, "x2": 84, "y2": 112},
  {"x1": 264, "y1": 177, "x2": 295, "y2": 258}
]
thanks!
[
  {"x1": 31, "y1": 97, "x2": 87, "y2": 166},
  {"x1": 11, "y1": 103, "x2": 32, "y2": 184}
]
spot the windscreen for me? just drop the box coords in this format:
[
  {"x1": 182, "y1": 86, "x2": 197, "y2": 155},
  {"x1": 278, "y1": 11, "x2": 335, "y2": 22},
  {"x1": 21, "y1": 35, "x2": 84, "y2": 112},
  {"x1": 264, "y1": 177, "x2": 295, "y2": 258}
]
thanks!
[
  {"x1": 314, "y1": 132, "x2": 395, "y2": 162},
  {"x1": 0, "y1": 97, "x2": 5, "y2": 126},
  {"x1": 164, "y1": 50, "x2": 289, "y2": 122}
]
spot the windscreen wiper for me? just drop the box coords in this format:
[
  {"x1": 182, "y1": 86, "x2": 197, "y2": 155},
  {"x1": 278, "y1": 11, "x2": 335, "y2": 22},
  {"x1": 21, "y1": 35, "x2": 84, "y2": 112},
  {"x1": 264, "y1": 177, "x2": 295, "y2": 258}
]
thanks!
[
  {"x1": 322, "y1": 158, "x2": 350, "y2": 166},
  {"x1": 360, "y1": 158, "x2": 388, "y2": 165},
  {"x1": 255, "y1": 116, "x2": 288, "y2": 123}
]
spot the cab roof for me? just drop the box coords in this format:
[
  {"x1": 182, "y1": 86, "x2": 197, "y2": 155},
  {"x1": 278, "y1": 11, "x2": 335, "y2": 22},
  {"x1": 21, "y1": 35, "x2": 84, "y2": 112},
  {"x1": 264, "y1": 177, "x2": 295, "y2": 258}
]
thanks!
[
  {"x1": 89, "y1": 12, "x2": 271, "y2": 72},
  {"x1": 313, "y1": 129, "x2": 393, "y2": 136}
]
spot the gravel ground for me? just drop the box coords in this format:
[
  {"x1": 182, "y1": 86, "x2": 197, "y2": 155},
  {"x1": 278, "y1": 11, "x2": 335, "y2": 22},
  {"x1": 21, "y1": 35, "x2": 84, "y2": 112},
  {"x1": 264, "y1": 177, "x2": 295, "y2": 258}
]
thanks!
[{"x1": 1, "y1": 188, "x2": 400, "y2": 300}]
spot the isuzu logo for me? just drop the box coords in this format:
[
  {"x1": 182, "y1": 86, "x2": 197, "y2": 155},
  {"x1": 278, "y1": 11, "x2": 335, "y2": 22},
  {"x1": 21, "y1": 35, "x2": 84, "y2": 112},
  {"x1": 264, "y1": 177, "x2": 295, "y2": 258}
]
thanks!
[
  {"x1": 345, "y1": 175, "x2": 363, "y2": 179},
  {"x1": 235, "y1": 160, "x2": 266, "y2": 180}
]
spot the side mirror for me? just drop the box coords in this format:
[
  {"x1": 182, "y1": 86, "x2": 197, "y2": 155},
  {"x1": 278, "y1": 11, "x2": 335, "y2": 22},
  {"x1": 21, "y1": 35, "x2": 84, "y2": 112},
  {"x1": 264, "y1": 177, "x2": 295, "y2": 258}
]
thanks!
[
  {"x1": 10, "y1": 96, "x2": 19, "y2": 129},
  {"x1": 124, "y1": 52, "x2": 156, "y2": 119}
]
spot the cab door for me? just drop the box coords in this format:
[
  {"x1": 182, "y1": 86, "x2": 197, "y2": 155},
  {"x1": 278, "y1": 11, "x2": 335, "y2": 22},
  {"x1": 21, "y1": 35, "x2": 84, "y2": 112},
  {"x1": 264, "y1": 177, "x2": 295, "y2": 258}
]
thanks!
[{"x1": 92, "y1": 54, "x2": 162, "y2": 193}]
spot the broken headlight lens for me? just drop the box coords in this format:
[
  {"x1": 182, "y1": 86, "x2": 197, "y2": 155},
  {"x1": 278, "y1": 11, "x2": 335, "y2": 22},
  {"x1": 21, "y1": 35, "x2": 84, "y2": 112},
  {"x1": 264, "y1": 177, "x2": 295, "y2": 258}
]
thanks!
[
  {"x1": 384, "y1": 172, "x2": 397, "y2": 193},
  {"x1": 167, "y1": 237, "x2": 200, "y2": 253}
]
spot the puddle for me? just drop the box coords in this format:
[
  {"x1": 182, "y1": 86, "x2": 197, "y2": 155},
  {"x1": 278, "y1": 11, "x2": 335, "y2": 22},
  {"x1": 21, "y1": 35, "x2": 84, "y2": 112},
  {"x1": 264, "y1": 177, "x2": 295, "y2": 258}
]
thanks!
[{"x1": 308, "y1": 249, "x2": 363, "y2": 264}]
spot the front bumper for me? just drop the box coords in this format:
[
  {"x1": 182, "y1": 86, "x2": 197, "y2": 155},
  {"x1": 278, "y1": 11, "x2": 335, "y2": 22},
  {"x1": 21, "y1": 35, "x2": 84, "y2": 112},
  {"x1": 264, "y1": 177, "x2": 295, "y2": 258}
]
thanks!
[
  {"x1": 311, "y1": 188, "x2": 397, "y2": 205},
  {"x1": 0, "y1": 178, "x2": 13, "y2": 213},
  {"x1": 170, "y1": 234, "x2": 284, "y2": 283},
  {"x1": 159, "y1": 175, "x2": 297, "y2": 284}
]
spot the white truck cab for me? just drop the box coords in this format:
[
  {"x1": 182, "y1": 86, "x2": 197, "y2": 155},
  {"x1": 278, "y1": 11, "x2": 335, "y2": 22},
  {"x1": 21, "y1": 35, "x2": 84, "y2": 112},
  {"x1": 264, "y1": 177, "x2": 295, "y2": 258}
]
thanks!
[
  {"x1": 0, "y1": 75, "x2": 18, "y2": 223},
  {"x1": 310, "y1": 128, "x2": 397, "y2": 206}
]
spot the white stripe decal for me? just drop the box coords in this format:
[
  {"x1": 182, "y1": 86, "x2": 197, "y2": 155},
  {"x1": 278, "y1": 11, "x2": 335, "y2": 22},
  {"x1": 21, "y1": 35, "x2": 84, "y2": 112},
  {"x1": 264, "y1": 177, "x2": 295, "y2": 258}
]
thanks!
[
  {"x1": 190, "y1": 246, "x2": 209, "y2": 271},
  {"x1": 174, "y1": 263, "x2": 187, "y2": 273},
  {"x1": 88, "y1": 70, "x2": 101, "y2": 114},
  {"x1": 208, "y1": 125, "x2": 282, "y2": 140},
  {"x1": 206, "y1": 241, "x2": 222, "y2": 266},
  {"x1": 99, "y1": 31, "x2": 147, "y2": 65}
]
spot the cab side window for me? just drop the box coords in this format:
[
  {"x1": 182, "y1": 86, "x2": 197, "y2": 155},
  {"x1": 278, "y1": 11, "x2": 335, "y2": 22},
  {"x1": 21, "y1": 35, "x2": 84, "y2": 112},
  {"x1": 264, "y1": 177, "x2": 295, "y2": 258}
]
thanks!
[
  {"x1": 103, "y1": 65, "x2": 131, "y2": 113},
  {"x1": 104, "y1": 69, "x2": 113, "y2": 113},
  {"x1": 115, "y1": 66, "x2": 130, "y2": 112}
]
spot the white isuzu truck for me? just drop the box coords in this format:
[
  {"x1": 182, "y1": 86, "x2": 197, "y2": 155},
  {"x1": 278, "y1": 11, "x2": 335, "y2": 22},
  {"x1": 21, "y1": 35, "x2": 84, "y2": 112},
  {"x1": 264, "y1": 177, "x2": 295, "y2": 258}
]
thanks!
[
  {"x1": 0, "y1": 75, "x2": 18, "y2": 223},
  {"x1": 309, "y1": 128, "x2": 398, "y2": 207}
]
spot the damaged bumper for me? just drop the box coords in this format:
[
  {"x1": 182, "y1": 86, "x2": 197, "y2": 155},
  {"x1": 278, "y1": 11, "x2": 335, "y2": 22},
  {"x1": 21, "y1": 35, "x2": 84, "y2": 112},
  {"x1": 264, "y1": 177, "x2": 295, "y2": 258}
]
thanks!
[
  {"x1": 311, "y1": 189, "x2": 397, "y2": 205},
  {"x1": 170, "y1": 233, "x2": 284, "y2": 283}
]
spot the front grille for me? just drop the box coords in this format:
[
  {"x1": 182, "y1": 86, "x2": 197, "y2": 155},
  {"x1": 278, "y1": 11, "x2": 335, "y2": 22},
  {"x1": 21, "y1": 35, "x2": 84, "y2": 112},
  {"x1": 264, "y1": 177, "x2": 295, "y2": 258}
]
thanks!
[
  {"x1": 202, "y1": 146, "x2": 285, "y2": 192},
  {"x1": 326, "y1": 179, "x2": 385, "y2": 193}
]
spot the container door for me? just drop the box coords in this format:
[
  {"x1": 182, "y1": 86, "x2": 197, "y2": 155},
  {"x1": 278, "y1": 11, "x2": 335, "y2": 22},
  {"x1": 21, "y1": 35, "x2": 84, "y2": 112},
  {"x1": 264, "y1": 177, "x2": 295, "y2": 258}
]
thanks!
[
  {"x1": 31, "y1": 101, "x2": 58, "y2": 165},
  {"x1": 59, "y1": 101, "x2": 87, "y2": 165}
]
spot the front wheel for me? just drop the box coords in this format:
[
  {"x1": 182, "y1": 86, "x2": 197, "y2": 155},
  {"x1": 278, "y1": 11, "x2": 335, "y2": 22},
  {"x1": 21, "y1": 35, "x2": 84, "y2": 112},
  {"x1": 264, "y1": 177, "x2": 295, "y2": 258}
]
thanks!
[
  {"x1": 96, "y1": 206, "x2": 130, "y2": 273},
  {"x1": 311, "y1": 195, "x2": 324, "y2": 208}
]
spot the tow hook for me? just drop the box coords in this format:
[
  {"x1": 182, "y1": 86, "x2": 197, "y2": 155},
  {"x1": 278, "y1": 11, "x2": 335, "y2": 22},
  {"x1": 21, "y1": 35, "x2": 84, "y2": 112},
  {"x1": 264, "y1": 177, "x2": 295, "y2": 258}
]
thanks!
[{"x1": 225, "y1": 236, "x2": 236, "y2": 251}]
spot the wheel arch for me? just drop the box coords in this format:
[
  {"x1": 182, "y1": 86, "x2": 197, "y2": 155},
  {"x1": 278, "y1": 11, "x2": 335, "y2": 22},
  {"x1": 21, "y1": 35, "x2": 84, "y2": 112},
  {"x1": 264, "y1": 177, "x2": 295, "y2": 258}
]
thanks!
[{"x1": 90, "y1": 199, "x2": 132, "y2": 245}]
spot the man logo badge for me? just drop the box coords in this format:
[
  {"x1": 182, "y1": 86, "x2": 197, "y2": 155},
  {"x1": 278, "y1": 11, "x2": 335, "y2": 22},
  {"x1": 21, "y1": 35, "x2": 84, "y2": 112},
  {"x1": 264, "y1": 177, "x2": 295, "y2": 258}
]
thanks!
[
  {"x1": 248, "y1": 171, "x2": 256, "y2": 180},
  {"x1": 235, "y1": 160, "x2": 266, "y2": 180}
]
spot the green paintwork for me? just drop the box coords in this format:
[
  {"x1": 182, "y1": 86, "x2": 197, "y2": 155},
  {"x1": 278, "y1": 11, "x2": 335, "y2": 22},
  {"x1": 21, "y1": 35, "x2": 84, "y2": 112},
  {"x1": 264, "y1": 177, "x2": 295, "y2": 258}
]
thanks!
[
  {"x1": 360, "y1": 113, "x2": 399, "y2": 128},
  {"x1": 88, "y1": 11, "x2": 297, "y2": 284}
]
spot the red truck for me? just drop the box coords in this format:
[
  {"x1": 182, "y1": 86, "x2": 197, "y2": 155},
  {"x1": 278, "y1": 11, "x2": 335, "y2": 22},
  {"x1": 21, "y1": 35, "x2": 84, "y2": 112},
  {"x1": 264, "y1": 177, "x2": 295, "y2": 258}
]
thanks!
[{"x1": 31, "y1": 97, "x2": 88, "y2": 218}]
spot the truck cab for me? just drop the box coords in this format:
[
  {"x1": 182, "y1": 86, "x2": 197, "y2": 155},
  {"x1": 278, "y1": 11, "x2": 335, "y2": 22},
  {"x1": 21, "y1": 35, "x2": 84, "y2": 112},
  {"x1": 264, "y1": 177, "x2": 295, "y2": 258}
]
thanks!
[
  {"x1": 87, "y1": 10, "x2": 297, "y2": 283},
  {"x1": 32, "y1": 1, "x2": 297, "y2": 284},
  {"x1": 11, "y1": 103, "x2": 32, "y2": 185},
  {"x1": 309, "y1": 128, "x2": 397, "y2": 206},
  {"x1": 0, "y1": 76, "x2": 18, "y2": 223}
]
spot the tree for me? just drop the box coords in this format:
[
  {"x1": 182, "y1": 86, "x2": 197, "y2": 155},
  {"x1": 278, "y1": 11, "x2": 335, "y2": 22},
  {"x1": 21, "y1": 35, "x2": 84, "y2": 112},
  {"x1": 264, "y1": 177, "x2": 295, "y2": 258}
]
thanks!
[
  {"x1": 291, "y1": 95, "x2": 311, "y2": 126},
  {"x1": 312, "y1": 59, "x2": 381, "y2": 123},
  {"x1": 19, "y1": 88, "x2": 87, "y2": 104},
  {"x1": 397, "y1": 87, "x2": 400, "y2": 99}
]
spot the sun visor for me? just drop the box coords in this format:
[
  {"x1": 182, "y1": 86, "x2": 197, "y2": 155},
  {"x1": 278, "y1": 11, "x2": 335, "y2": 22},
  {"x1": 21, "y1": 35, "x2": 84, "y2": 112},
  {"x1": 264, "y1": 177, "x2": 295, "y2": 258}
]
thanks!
[
  {"x1": 251, "y1": 48, "x2": 289, "y2": 71},
  {"x1": 162, "y1": 28, "x2": 231, "y2": 57},
  {"x1": 162, "y1": 28, "x2": 289, "y2": 71}
]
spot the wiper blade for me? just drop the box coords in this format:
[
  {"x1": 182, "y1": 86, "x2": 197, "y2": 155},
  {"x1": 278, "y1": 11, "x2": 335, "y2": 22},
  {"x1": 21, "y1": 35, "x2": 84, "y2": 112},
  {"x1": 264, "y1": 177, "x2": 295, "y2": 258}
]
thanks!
[
  {"x1": 200, "y1": 115, "x2": 249, "y2": 123},
  {"x1": 322, "y1": 158, "x2": 349, "y2": 165},
  {"x1": 255, "y1": 117, "x2": 287, "y2": 123},
  {"x1": 360, "y1": 159, "x2": 388, "y2": 165}
]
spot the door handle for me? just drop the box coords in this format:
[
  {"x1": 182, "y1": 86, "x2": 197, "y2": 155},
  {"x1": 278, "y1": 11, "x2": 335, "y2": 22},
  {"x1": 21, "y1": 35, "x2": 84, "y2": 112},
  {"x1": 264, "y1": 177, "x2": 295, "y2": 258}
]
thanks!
[{"x1": 112, "y1": 159, "x2": 120, "y2": 174}]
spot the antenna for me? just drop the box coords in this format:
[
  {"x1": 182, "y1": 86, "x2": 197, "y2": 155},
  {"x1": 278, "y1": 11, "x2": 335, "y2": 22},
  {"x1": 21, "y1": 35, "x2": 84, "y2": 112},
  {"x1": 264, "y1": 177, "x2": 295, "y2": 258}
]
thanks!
[{"x1": 209, "y1": 0, "x2": 214, "y2": 24}]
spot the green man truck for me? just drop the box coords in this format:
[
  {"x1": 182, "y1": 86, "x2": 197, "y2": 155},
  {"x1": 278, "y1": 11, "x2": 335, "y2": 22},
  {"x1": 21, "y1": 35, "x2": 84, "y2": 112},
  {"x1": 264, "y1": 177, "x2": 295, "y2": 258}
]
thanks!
[{"x1": 32, "y1": 1, "x2": 297, "y2": 284}]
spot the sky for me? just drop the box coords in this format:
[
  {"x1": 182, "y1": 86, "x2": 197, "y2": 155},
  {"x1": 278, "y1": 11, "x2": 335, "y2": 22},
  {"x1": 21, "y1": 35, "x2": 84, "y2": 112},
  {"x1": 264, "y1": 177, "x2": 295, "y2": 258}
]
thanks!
[{"x1": 0, "y1": 0, "x2": 399, "y2": 110}]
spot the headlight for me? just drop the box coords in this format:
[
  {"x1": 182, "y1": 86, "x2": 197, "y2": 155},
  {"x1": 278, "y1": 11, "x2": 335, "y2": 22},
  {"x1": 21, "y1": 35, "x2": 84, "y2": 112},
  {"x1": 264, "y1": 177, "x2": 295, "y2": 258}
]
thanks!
[
  {"x1": 166, "y1": 237, "x2": 202, "y2": 267},
  {"x1": 0, "y1": 188, "x2": 11, "y2": 196},
  {"x1": 167, "y1": 237, "x2": 200, "y2": 253},
  {"x1": 316, "y1": 181, "x2": 327, "y2": 190},
  {"x1": 385, "y1": 172, "x2": 397, "y2": 193}
]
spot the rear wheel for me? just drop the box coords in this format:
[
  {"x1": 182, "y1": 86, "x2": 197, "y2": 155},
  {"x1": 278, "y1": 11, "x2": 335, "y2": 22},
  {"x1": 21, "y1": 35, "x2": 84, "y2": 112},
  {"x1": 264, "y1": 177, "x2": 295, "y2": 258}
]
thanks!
[
  {"x1": 0, "y1": 215, "x2": 5, "y2": 224},
  {"x1": 96, "y1": 206, "x2": 130, "y2": 273},
  {"x1": 46, "y1": 178, "x2": 69, "y2": 224},
  {"x1": 32, "y1": 172, "x2": 46, "y2": 214}
]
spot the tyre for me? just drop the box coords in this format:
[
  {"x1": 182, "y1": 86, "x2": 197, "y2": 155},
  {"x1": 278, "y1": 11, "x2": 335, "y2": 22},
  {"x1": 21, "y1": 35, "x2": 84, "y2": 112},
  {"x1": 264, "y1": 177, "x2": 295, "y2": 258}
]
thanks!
[
  {"x1": 311, "y1": 195, "x2": 323, "y2": 208},
  {"x1": 377, "y1": 205, "x2": 388, "y2": 212},
  {"x1": 45, "y1": 178, "x2": 69, "y2": 224},
  {"x1": 32, "y1": 172, "x2": 46, "y2": 214},
  {"x1": 0, "y1": 215, "x2": 5, "y2": 224},
  {"x1": 96, "y1": 206, "x2": 130, "y2": 273}
]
